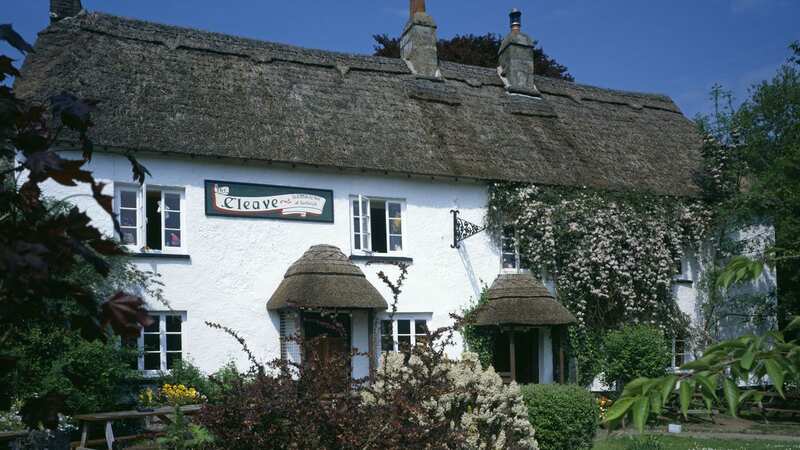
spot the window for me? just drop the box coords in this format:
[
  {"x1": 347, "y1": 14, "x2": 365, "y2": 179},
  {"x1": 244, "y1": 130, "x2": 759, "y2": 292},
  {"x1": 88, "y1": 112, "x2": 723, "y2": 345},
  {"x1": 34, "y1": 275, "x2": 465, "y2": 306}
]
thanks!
[
  {"x1": 351, "y1": 196, "x2": 404, "y2": 254},
  {"x1": 380, "y1": 316, "x2": 430, "y2": 354},
  {"x1": 136, "y1": 312, "x2": 185, "y2": 373},
  {"x1": 501, "y1": 226, "x2": 529, "y2": 271},
  {"x1": 672, "y1": 336, "x2": 688, "y2": 369},
  {"x1": 115, "y1": 185, "x2": 185, "y2": 253}
]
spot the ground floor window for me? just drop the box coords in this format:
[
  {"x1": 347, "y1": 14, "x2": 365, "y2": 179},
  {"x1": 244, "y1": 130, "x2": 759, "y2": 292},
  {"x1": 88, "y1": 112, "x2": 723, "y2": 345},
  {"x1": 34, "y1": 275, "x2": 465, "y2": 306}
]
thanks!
[
  {"x1": 672, "y1": 335, "x2": 688, "y2": 369},
  {"x1": 379, "y1": 314, "x2": 431, "y2": 355},
  {"x1": 135, "y1": 311, "x2": 185, "y2": 374}
]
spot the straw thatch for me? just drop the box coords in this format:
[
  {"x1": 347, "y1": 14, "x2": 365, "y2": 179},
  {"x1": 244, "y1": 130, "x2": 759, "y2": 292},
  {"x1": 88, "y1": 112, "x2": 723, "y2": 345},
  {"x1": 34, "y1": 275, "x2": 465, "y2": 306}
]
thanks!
[
  {"x1": 15, "y1": 11, "x2": 703, "y2": 196},
  {"x1": 473, "y1": 273, "x2": 576, "y2": 326},
  {"x1": 267, "y1": 245, "x2": 387, "y2": 310}
]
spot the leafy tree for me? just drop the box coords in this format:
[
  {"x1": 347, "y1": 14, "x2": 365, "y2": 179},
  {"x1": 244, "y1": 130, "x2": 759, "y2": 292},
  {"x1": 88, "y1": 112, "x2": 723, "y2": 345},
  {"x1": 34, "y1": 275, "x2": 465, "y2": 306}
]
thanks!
[
  {"x1": 0, "y1": 25, "x2": 153, "y2": 426},
  {"x1": 702, "y1": 42, "x2": 800, "y2": 326},
  {"x1": 373, "y1": 33, "x2": 574, "y2": 81},
  {"x1": 603, "y1": 316, "x2": 800, "y2": 432}
]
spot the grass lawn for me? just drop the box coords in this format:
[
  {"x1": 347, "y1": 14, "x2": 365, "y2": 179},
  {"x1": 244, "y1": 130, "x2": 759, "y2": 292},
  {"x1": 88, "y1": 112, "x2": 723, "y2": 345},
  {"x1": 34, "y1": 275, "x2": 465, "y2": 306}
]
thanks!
[{"x1": 594, "y1": 434, "x2": 800, "y2": 450}]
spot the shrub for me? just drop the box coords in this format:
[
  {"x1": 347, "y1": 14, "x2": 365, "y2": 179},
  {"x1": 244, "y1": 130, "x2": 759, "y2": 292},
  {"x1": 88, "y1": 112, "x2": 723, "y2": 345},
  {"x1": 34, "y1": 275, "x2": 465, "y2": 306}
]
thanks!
[
  {"x1": 9, "y1": 328, "x2": 139, "y2": 415},
  {"x1": 199, "y1": 345, "x2": 538, "y2": 449},
  {"x1": 520, "y1": 384, "x2": 598, "y2": 450},
  {"x1": 601, "y1": 325, "x2": 671, "y2": 390}
]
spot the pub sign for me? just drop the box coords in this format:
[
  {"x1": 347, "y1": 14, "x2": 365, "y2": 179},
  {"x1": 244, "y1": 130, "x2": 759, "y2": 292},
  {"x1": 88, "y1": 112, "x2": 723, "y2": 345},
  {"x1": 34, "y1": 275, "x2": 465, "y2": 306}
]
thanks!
[{"x1": 204, "y1": 180, "x2": 334, "y2": 222}]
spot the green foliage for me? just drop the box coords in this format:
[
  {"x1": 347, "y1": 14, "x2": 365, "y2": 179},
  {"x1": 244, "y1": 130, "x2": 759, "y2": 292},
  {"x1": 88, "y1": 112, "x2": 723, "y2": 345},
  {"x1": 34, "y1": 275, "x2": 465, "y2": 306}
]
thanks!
[
  {"x1": 0, "y1": 400, "x2": 24, "y2": 432},
  {"x1": 459, "y1": 286, "x2": 495, "y2": 367},
  {"x1": 157, "y1": 407, "x2": 214, "y2": 450},
  {"x1": 623, "y1": 435, "x2": 666, "y2": 450},
  {"x1": 520, "y1": 384, "x2": 598, "y2": 450},
  {"x1": 697, "y1": 41, "x2": 800, "y2": 325},
  {"x1": 8, "y1": 328, "x2": 139, "y2": 415},
  {"x1": 604, "y1": 316, "x2": 800, "y2": 432},
  {"x1": 601, "y1": 325, "x2": 672, "y2": 389},
  {"x1": 158, "y1": 359, "x2": 243, "y2": 404}
]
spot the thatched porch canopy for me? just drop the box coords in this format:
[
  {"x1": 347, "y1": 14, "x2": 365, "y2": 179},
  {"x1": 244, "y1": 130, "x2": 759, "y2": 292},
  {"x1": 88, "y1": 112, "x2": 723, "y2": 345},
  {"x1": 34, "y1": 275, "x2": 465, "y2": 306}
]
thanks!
[
  {"x1": 267, "y1": 245, "x2": 388, "y2": 310},
  {"x1": 473, "y1": 273, "x2": 576, "y2": 326}
]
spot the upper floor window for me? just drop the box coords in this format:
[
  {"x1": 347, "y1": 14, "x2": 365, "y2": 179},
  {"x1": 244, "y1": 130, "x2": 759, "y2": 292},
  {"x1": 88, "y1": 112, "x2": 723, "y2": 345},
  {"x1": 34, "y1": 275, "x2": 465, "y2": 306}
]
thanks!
[
  {"x1": 115, "y1": 184, "x2": 186, "y2": 253},
  {"x1": 351, "y1": 196, "x2": 405, "y2": 255},
  {"x1": 501, "y1": 226, "x2": 529, "y2": 272},
  {"x1": 672, "y1": 335, "x2": 688, "y2": 370}
]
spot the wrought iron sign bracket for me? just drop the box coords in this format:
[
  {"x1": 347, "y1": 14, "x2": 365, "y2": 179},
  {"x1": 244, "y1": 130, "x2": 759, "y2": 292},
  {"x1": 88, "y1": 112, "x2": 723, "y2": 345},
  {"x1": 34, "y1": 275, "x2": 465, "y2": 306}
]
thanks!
[{"x1": 450, "y1": 209, "x2": 485, "y2": 249}]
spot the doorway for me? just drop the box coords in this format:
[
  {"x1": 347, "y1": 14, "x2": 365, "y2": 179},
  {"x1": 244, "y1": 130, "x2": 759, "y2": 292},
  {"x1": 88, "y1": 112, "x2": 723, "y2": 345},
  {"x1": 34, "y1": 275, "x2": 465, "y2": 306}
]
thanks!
[{"x1": 302, "y1": 312, "x2": 352, "y2": 379}]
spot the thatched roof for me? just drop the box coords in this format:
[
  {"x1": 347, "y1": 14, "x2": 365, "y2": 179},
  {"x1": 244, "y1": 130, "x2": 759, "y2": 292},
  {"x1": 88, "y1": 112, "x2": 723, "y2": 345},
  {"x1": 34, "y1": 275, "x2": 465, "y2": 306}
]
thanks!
[
  {"x1": 473, "y1": 273, "x2": 576, "y2": 326},
  {"x1": 267, "y1": 245, "x2": 387, "y2": 310},
  {"x1": 15, "y1": 11, "x2": 703, "y2": 196}
]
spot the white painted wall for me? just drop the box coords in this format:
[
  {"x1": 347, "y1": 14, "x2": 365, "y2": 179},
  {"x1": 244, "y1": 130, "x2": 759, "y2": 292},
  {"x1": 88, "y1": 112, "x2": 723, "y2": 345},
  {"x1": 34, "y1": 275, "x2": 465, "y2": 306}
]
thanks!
[
  {"x1": 35, "y1": 151, "x2": 774, "y2": 381},
  {"x1": 38, "y1": 152, "x2": 501, "y2": 374}
]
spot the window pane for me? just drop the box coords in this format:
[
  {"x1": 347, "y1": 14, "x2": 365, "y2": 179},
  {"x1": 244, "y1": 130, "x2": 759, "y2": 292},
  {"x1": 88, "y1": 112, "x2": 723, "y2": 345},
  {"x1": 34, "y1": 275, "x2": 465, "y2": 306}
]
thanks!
[
  {"x1": 381, "y1": 335, "x2": 394, "y2": 352},
  {"x1": 165, "y1": 230, "x2": 181, "y2": 247},
  {"x1": 353, "y1": 217, "x2": 360, "y2": 233},
  {"x1": 166, "y1": 352, "x2": 182, "y2": 370},
  {"x1": 144, "y1": 353, "x2": 161, "y2": 371},
  {"x1": 502, "y1": 238, "x2": 515, "y2": 254},
  {"x1": 398, "y1": 335, "x2": 411, "y2": 353},
  {"x1": 145, "y1": 315, "x2": 160, "y2": 333},
  {"x1": 502, "y1": 254, "x2": 517, "y2": 269},
  {"x1": 397, "y1": 320, "x2": 410, "y2": 335},
  {"x1": 388, "y1": 203, "x2": 401, "y2": 218},
  {"x1": 361, "y1": 199, "x2": 369, "y2": 214},
  {"x1": 414, "y1": 320, "x2": 428, "y2": 334},
  {"x1": 121, "y1": 228, "x2": 137, "y2": 245},
  {"x1": 381, "y1": 320, "x2": 393, "y2": 335},
  {"x1": 166, "y1": 315, "x2": 182, "y2": 332},
  {"x1": 120, "y1": 190, "x2": 137, "y2": 208},
  {"x1": 120, "y1": 209, "x2": 137, "y2": 227},
  {"x1": 389, "y1": 236, "x2": 403, "y2": 252},
  {"x1": 144, "y1": 334, "x2": 160, "y2": 352},
  {"x1": 352, "y1": 200, "x2": 359, "y2": 216},
  {"x1": 164, "y1": 193, "x2": 180, "y2": 211},
  {"x1": 164, "y1": 211, "x2": 180, "y2": 229},
  {"x1": 389, "y1": 218, "x2": 402, "y2": 234},
  {"x1": 167, "y1": 334, "x2": 182, "y2": 352}
]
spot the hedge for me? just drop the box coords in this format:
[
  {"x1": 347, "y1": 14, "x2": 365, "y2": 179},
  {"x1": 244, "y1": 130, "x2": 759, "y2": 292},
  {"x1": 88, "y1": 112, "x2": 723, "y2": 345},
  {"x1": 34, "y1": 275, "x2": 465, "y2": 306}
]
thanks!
[{"x1": 520, "y1": 384, "x2": 599, "y2": 450}]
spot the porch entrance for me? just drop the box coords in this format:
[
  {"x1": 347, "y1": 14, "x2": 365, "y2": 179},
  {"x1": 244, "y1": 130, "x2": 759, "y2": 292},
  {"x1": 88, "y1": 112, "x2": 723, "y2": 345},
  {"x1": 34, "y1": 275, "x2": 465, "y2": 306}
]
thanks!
[
  {"x1": 493, "y1": 329, "x2": 539, "y2": 384},
  {"x1": 302, "y1": 312, "x2": 351, "y2": 378}
]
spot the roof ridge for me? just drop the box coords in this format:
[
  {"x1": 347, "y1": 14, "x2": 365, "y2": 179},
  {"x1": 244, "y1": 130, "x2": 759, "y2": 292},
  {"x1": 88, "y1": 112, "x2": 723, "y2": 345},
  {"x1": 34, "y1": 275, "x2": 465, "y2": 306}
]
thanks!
[{"x1": 56, "y1": 11, "x2": 680, "y2": 108}]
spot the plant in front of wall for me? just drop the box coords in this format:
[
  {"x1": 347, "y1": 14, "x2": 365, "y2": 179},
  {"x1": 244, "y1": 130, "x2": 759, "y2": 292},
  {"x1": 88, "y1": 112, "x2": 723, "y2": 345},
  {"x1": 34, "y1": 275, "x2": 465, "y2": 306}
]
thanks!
[
  {"x1": 487, "y1": 183, "x2": 713, "y2": 384},
  {"x1": 601, "y1": 325, "x2": 672, "y2": 392}
]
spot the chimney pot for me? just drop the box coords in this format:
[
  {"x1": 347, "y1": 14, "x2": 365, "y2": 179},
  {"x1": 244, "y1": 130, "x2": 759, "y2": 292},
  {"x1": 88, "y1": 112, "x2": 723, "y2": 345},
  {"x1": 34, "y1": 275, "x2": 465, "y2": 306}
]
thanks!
[
  {"x1": 510, "y1": 8, "x2": 522, "y2": 32},
  {"x1": 410, "y1": 0, "x2": 427, "y2": 16}
]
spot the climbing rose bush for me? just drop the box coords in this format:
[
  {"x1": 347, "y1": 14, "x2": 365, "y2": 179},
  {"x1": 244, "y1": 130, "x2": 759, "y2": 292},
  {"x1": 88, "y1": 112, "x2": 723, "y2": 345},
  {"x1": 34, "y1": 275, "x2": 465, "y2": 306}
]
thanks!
[
  {"x1": 364, "y1": 352, "x2": 539, "y2": 450},
  {"x1": 488, "y1": 184, "x2": 712, "y2": 383}
]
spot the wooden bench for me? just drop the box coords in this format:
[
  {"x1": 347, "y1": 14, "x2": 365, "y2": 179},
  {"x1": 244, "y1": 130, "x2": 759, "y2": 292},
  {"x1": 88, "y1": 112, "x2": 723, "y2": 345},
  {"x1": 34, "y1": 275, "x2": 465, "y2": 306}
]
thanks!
[{"x1": 72, "y1": 404, "x2": 201, "y2": 450}]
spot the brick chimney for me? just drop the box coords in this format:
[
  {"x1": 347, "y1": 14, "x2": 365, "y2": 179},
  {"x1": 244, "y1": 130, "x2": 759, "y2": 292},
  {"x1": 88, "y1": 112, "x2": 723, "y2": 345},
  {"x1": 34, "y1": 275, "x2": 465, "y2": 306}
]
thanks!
[
  {"x1": 498, "y1": 9, "x2": 539, "y2": 95},
  {"x1": 50, "y1": 0, "x2": 83, "y2": 23},
  {"x1": 400, "y1": 0, "x2": 440, "y2": 78}
]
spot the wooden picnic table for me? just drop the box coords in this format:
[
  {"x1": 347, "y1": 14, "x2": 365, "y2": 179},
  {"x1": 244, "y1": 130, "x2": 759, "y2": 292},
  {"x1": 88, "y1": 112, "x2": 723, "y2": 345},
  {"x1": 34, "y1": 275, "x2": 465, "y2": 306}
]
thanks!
[
  {"x1": 73, "y1": 404, "x2": 201, "y2": 450},
  {"x1": 0, "y1": 431, "x2": 28, "y2": 450}
]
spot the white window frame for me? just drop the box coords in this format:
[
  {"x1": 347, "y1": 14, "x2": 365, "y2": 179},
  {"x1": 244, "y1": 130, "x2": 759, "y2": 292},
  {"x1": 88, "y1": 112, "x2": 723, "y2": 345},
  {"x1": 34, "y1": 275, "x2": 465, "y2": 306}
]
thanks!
[
  {"x1": 350, "y1": 195, "x2": 406, "y2": 256},
  {"x1": 114, "y1": 183, "x2": 187, "y2": 254},
  {"x1": 137, "y1": 311, "x2": 187, "y2": 376},
  {"x1": 671, "y1": 335, "x2": 689, "y2": 371},
  {"x1": 500, "y1": 226, "x2": 529, "y2": 273},
  {"x1": 378, "y1": 313, "x2": 432, "y2": 353},
  {"x1": 115, "y1": 184, "x2": 143, "y2": 251}
]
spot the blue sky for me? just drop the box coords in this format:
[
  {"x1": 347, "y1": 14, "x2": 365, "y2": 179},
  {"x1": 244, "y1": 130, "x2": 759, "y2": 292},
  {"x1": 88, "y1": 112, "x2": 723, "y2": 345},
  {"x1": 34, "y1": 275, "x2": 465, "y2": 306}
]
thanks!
[{"x1": 4, "y1": 0, "x2": 798, "y2": 118}]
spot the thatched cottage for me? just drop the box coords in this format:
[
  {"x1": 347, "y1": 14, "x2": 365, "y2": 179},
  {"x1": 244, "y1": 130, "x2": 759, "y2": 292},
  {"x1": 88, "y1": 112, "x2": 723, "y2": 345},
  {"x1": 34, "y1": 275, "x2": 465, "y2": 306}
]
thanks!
[{"x1": 19, "y1": 0, "x2": 731, "y2": 383}]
